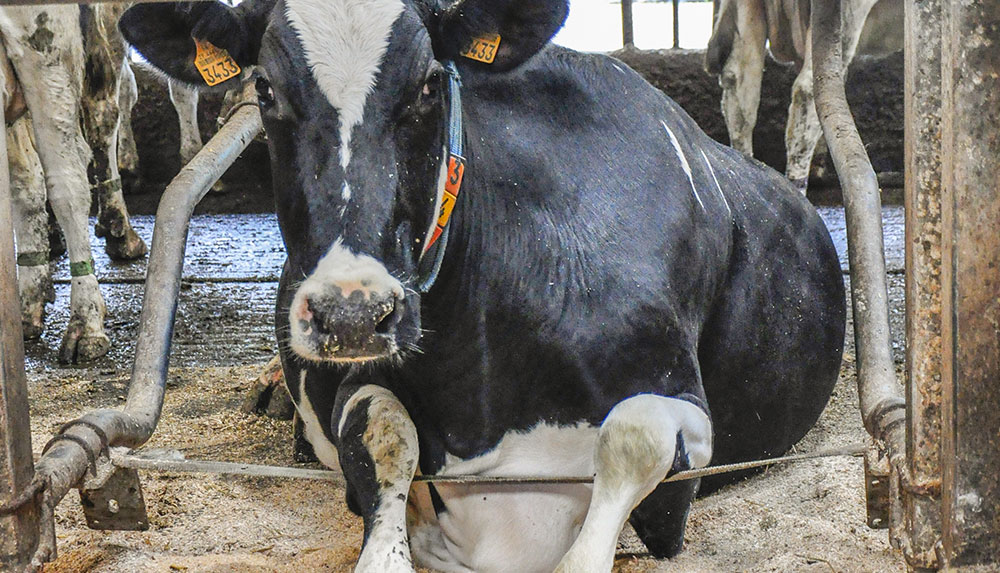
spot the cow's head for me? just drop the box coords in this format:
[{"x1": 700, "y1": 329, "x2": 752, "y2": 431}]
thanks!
[{"x1": 122, "y1": 0, "x2": 567, "y2": 363}]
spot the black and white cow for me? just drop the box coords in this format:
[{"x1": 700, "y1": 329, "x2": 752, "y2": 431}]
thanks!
[{"x1": 122, "y1": 0, "x2": 845, "y2": 570}]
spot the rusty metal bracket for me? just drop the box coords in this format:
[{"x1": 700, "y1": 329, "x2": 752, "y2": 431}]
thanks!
[
  {"x1": 865, "y1": 446, "x2": 891, "y2": 530},
  {"x1": 79, "y1": 467, "x2": 148, "y2": 532}
]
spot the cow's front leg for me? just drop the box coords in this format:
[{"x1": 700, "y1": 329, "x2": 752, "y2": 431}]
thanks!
[
  {"x1": 336, "y1": 384, "x2": 419, "y2": 573},
  {"x1": 555, "y1": 394, "x2": 712, "y2": 573}
]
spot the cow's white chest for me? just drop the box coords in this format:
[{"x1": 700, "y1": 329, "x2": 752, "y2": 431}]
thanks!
[{"x1": 408, "y1": 423, "x2": 599, "y2": 573}]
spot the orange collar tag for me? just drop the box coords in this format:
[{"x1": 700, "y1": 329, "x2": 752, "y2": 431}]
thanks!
[
  {"x1": 460, "y1": 34, "x2": 501, "y2": 64},
  {"x1": 424, "y1": 155, "x2": 465, "y2": 253},
  {"x1": 193, "y1": 38, "x2": 242, "y2": 87}
]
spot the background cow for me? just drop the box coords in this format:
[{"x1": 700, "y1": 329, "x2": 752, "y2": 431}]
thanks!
[
  {"x1": 122, "y1": 0, "x2": 846, "y2": 571},
  {"x1": 705, "y1": 0, "x2": 901, "y2": 192},
  {"x1": 3, "y1": 4, "x2": 146, "y2": 362}
]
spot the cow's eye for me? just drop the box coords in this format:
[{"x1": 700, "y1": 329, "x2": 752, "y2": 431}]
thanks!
[
  {"x1": 255, "y1": 76, "x2": 275, "y2": 108},
  {"x1": 419, "y1": 64, "x2": 444, "y2": 103}
]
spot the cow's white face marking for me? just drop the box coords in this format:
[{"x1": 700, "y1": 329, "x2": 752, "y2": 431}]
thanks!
[
  {"x1": 661, "y1": 120, "x2": 705, "y2": 212},
  {"x1": 408, "y1": 422, "x2": 599, "y2": 572},
  {"x1": 294, "y1": 370, "x2": 340, "y2": 468},
  {"x1": 289, "y1": 239, "x2": 404, "y2": 361},
  {"x1": 285, "y1": 0, "x2": 405, "y2": 196}
]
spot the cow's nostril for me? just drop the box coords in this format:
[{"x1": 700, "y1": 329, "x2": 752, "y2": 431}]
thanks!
[
  {"x1": 307, "y1": 299, "x2": 330, "y2": 335},
  {"x1": 374, "y1": 298, "x2": 402, "y2": 335}
]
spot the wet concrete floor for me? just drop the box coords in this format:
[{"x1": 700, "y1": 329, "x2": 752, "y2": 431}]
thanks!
[{"x1": 23, "y1": 206, "x2": 906, "y2": 374}]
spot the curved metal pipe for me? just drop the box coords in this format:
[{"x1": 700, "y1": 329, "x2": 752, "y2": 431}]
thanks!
[
  {"x1": 810, "y1": 0, "x2": 905, "y2": 452},
  {"x1": 28, "y1": 102, "x2": 262, "y2": 565}
]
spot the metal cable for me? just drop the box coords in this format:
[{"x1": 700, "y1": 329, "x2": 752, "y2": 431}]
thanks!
[{"x1": 117, "y1": 443, "x2": 865, "y2": 486}]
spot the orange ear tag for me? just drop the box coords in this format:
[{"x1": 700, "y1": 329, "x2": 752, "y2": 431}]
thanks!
[
  {"x1": 193, "y1": 38, "x2": 242, "y2": 87},
  {"x1": 460, "y1": 34, "x2": 501, "y2": 64}
]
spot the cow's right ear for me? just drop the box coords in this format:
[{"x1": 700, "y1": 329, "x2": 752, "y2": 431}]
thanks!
[{"x1": 119, "y1": 1, "x2": 272, "y2": 88}]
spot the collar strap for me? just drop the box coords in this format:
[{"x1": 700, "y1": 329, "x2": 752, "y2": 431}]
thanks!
[{"x1": 416, "y1": 60, "x2": 464, "y2": 293}]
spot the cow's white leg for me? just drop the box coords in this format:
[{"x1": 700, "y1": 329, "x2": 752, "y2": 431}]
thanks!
[
  {"x1": 337, "y1": 384, "x2": 418, "y2": 573},
  {"x1": 1, "y1": 7, "x2": 110, "y2": 362},
  {"x1": 8, "y1": 117, "x2": 53, "y2": 339},
  {"x1": 117, "y1": 60, "x2": 140, "y2": 178},
  {"x1": 82, "y1": 5, "x2": 146, "y2": 261},
  {"x1": 784, "y1": 30, "x2": 822, "y2": 194},
  {"x1": 785, "y1": 0, "x2": 878, "y2": 194},
  {"x1": 718, "y1": 0, "x2": 766, "y2": 156},
  {"x1": 554, "y1": 395, "x2": 712, "y2": 573},
  {"x1": 168, "y1": 78, "x2": 203, "y2": 164}
]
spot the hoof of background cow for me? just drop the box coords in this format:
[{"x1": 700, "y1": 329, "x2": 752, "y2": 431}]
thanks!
[
  {"x1": 103, "y1": 228, "x2": 148, "y2": 262},
  {"x1": 59, "y1": 329, "x2": 111, "y2": 364}
]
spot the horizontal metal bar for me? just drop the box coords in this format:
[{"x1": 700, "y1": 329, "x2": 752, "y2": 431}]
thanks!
[
  {"x1": 0, "y1": 0, "x2": 216, "y2": 5},
  {"x1": 51, "y1": 276, "x2": 281, "y2": 285},
  {"x1": 116, "y1": 444, "x2": 865, "y2": 486}
]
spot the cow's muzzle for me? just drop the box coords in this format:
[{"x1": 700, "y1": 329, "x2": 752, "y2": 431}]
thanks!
[
  {"x1": 291, "y1": 285, "x2": 404, "y2": 362},
  {"x1": 288, "y1": 243, "x2": 406, "y2": 363}
]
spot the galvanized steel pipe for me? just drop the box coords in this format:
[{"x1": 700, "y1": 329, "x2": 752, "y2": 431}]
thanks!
[
  {"x1": 810, "y1": 0, "x2": 906, "y2": 466},
  {"x1": 28, "y1": 102, "x2": 262, "y2": 565}
]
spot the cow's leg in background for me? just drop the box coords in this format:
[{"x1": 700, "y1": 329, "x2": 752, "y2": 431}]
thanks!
[
  {"x1": 1, "y1": 6, "x2": 110, "y2": 363},
  {"x1": 784, "y1": 0, "x2": 878, "y2": 193},
  {"x1": 336, "y1": 383, "x2": 418, "y2": 573},
  {"x1": 169, "y1": 78, "x2": 203, "y2": 165},
  {"x1": 555, "y1": 394, "x2": 712, "y2": 572},
  {"x1": 81, "y1": 4, "x2": 146, "y2": 261},
  {"x1": 710, "y1": 0, "x2": 766, "y2": 155},
  {"x1": 8, "y1": 118, "x2": 54, "y2": 339},
  {"x1": 117, "y1": 59, "x2": 141, "y2": 186},
  {"x1": 784, "y1": 28, "x2": 822, "y2": 194}
]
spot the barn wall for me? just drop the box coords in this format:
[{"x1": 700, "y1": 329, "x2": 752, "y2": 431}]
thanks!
[{"x1": 124, "y1": 49, "x2": 903, "y2": 213}]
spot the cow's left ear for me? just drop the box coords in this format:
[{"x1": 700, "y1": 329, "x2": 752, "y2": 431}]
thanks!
[
  {"x1": 120, "y1": 0, "x2": 274, "y2": 88},
  {"x1": 435, "y1": 0, "x2": 569, "y2": 72}
]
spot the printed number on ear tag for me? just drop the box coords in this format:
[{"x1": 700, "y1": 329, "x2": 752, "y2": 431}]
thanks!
[
  {"x1": 194, "y1": 38, "x2": 241, "y2": 87},
  {"x1": 460, "y1": 34, "x2": 501, "y2": 64}
]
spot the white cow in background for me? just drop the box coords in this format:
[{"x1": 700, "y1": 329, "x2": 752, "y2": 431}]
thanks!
[
  {"x1": 2, "y1": 4, "x2": 145, "y2": 363},
  {"x1": 705, "y1": 0, "x2": 902, "y2": 192}
]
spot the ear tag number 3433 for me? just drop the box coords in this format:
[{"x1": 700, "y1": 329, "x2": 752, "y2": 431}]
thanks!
[
  {"x1": 194, "y1": 38, "x2": 241, "y2": 87},
  {"x1": 460, "y1": 34, "x2": 501, "y2": 64}
]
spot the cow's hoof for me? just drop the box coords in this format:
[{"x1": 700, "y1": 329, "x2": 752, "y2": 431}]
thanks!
[
  {"x1": 59, "y1": 328, "x2": 111, "y2": 364},
  {"x1": 104, "y1": 228, "x2": 147, "y2": 262}
]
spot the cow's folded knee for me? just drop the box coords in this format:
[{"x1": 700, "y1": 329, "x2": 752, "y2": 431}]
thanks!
[
  {"x1": 337, "y1": 385, "x2": 418, "y2": 573},
  {"x1": 556, "y1": 395, "x2": 712, "y2": 573}
]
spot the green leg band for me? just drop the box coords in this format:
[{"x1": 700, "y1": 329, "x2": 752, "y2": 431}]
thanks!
[
  {"x1": 17, "y1": 251, "x2": 49, "y2": 267},
  {"x1": 94, "y1": 178, "x2": 123, "y2": 198},
  {"x1": 70, "y1": 258, "x2": 96, "y2": 277}
]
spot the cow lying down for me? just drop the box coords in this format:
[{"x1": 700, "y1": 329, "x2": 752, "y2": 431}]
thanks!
[{"x1": 121, "y1": 0, "x2": 845, "y2": 571}]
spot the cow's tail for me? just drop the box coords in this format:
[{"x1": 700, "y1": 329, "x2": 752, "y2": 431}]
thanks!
[{"x1": 704, "y1": 1, "x2": 737, "y2": 75}]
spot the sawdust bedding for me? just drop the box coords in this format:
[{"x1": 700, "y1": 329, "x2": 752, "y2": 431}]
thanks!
[{"x1": 28, "y1": 359, "x2": 904, "y2": 573}]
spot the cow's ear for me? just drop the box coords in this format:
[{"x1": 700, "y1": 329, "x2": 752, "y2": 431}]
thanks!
[
  {"x1": 120, "y1": 1, "x2": 273, "y2": 88},
  {"x1": 436, "y1": 0, "x2": 569, "y2": 72}
]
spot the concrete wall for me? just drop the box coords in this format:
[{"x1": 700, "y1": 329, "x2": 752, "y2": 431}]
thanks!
[{"x1": 125, "y1": 48, "x2": 903, "y2": 213}]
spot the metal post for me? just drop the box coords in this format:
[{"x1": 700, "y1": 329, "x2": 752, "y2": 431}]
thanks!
[
  {"x1": 811, "y1": 0, "x2": 906, "y2": 447},
  {"x1": 0, "y1": 121, "x2": 41, "y2": 568},
  {"x1": 672, "y1": 0, "x2": 680, "y2": 49},
  {"x1": 938, "y1": 0, "x2": 1000, "y2": 566},
  {"x1": 903, "y1": 0, "x2": 943, "y2": 569},
  {"x1": 810, "y1": 0, "x2": 908, "y2": 540},
  {"x1": 621, "y1": 0, "x2": 634, "y2": 48},
  {"x1": 26, "y1": 101, "x2": 262, "y2": 566}
]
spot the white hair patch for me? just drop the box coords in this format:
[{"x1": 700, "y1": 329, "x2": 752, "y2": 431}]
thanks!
[{"x1": 285, "y1": 0, "x2": 405, "y2": 179}]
